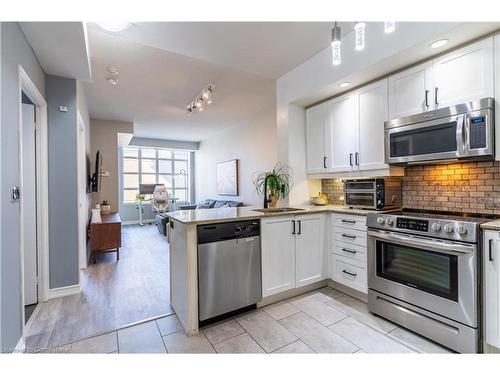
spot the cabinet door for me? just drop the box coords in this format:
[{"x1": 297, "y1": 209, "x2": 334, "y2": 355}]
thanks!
[
  {"x1": 325, "y1": 94, "x2": 357, "y2": 173},
  {"x1": 484, "y1": 230, "x2": 500, "y2": 348},
  {"x1": 432, "y1": 38, "x2": 494, "y2": 108},
  {"x1": 357, "y1": 79, "x2": 389, "y2": 171},
  {"x1": 261, "y1": 216, "x2": 296, "y2": 297},
  {"x1": 295, "y1": 214, "x2": 325, "y2": 287},
  {"x1": 388, "y1": 62, "x2": 433, "y2": 119},
  {"x1": 305, "y1": 104, "x2": 327, "y2": 174}
]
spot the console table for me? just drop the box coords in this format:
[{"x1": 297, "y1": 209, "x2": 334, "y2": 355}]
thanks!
[{"x1": 90, "y1": 212, "x2": 121, "y2": 263}]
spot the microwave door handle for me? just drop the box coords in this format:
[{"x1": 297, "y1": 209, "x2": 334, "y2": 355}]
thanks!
[
  {"x1": 456, "y1": 114, "x2": 467, "y2": 158},
  {"x1": 368, "y1": 230, "x2": 475, "y2": 254}
]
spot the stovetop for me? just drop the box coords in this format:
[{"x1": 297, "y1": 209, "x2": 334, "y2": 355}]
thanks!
[{"x1": 383, "y1": 208, "x2": 498, "y2": 224}]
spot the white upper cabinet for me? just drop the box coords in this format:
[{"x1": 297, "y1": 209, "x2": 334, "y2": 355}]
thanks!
[
  {"x1": 388, "y1": 62, "x2": 433, "y2": 119},
  {"x1": 261, "y1": 216, "x2": 296, "y2": 297},
  {"x1": 326, "y1": 94, "x2": 358, "y2": 173},
  {"x1": 433, "y1": 38, "x2": 494, "y2": 108},
  {"x1": 357, "y1": 79, "x2": 389, "y2": 171},
  {"x1": 295, "y1": 214, "x2": 325, "y2": 288},
  {"x1": 305, "y1": 103, "x2": 327, "y2": 174},
  {"x1": 389, "y1": 37, "x2": 494, "y2": 119}
]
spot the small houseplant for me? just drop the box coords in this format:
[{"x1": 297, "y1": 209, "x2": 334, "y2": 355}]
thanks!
[
  {"x1": 100, "y1": 200, "x2": 111, "y2": 214},
  {"x1": 252, "y1": 164, "x2": 293, "y2": 208}
]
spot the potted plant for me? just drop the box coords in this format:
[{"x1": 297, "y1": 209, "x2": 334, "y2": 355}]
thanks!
[
  {"x1": 100, "y1": 200, "x2": 111, "y2": 214},
  {"x1": 252, "y1": 164, "x2": 293, "y2": 208}
]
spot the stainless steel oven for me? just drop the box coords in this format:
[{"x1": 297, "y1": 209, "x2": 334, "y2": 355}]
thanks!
[
  {"x1": 344, "y1": 177, "x2": 401, "y2": 210},
  {"x1": 385, "y1": 98, "x2": 494, "y2": 165},
  {"x1": 367, "y1": 211, "x2": 482, "y2": 353}
]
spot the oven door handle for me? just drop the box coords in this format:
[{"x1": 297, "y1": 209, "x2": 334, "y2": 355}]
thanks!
[{"x1": 368, "y1": 230, "x2": 475, "y2": 254}]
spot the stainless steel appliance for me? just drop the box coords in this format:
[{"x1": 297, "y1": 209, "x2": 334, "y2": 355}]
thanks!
[
  {"x1": 344, "y1": 177, "x2": 401, "y2": 210},
  {"x1": 367, "y1": 209, "x2": 489, "y2": 353},
  {"x1": 197, "y1": 220, "x2": 262, "y2": 323},
  {"x1": 385, "y1": 98, "x2": 494, "y2": 165}
]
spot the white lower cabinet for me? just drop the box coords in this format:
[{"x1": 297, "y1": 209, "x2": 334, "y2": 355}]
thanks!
[
  {"x1": 261, "y1": 214, "x2": 325, "y2": 297},
  {"x1": 483, "y1": 230, "x2": 500, "y2": 349},
  {"x1": 329, "y1": 213, "x2": 368, "y2": 294}
]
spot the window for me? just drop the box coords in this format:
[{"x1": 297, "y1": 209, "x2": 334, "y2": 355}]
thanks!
[{"x1": 121, "y1": 147, "x2": 192, "y2": 204}]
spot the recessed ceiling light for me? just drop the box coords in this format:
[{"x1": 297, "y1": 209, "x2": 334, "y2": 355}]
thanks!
[
  {"x1": 339, "y1": 82, "x2": 351, "y2": 88},
  {"x1": 96, "y1": 22, "x2": 132, "y2": 32},
  {"x1": 430, "y1": 39, "x2": 449, "y2": 49}
]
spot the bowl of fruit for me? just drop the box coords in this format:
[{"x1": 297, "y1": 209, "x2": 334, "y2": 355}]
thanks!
[{"x1": 311, "y1": 193, "x2": 328, "y2": 206}]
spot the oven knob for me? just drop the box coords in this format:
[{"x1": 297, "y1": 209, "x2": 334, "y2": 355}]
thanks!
[
  {"x1": 386, "y1": 218, "x2": 394, "y2": 226},
  {"x1": 457, "y1": 225, "x2": 467, "y2": 236},
  {"x1": 376, "y1": 217, "x2": 385, "y2": 225},
  {"x1": 444, "y1": 224, "x2": 454, "y2": 233},
  {"x1": 432, "y1": 223, "x2": 441, "y2": 232}
]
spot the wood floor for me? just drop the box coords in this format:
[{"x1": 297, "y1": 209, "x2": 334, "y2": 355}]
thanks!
[{"x1": 25, "y1": 224, "x2": 173, "y2": 351}]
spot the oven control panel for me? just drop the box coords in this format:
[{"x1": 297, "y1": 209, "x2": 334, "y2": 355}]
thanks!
[{"x1": 396, "y1": 218, "x2": 428, "y2": 232}]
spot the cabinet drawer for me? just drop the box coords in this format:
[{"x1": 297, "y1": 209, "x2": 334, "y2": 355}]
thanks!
[
  {"x1": 330, "y1": 255, "x2": 367, "y2": 293},
  {"x1": 332, "y1": 243, "x2": 366, "y2": 263},
  {"x1": 334, "y1": 227, "x2": 367, "y2": 247},
  {"x1": 332, "y1": 214, "x2": 366, "y2": 231}
]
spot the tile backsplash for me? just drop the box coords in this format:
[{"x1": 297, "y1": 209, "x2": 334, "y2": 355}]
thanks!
[{"x1": 320, "y1": 161, "x2": 500, "y2": 214}]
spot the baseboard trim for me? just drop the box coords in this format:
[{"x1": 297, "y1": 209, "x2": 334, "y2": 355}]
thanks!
[
  {"x1": 48, "y1": 284, "x2": 81, "y2": 300},
  {"x1": 258, "y1": 280, "x2": 328, "y2": 307},
  {"x1": 122, "y1": 219, "x2": 155, "y2": 226}
]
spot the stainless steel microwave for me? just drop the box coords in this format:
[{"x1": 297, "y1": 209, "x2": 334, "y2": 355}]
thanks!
[
  {"x1": 344, "y1": 177, "x2": 401, "y2": 210},
  {"x1": 385, "y1": 98, "x2": 494, "y2": 165}
]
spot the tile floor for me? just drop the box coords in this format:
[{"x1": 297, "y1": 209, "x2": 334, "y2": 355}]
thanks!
[{"x1": 38, "y1": 287, "x2": 453, "y2": 354}]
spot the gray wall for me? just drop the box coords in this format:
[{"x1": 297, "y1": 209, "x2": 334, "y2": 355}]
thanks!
[
  {"x1": 46, "y1": 75, "x2": 79, "y2": 289},
  {"x1": 1, "y1": 22, "x2": 45, "y2": 352}
]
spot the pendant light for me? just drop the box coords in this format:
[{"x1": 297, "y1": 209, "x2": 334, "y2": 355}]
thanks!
[
  {"x1": 384, "y1": 21, "x2": 396, "y2": 34},
  {"x1": 331, "y1": 22, "x2": 341, "y2": 66},
  {"x1": 354, "y1": 22, "x2": 366, "y2": 51}
]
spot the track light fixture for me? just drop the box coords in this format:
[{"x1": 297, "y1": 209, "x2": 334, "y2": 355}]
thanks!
[
  {"x1": 354, "y1": 22, "x2": 366, "y2": 51},
  {"x1": 331, "y1": 22, "x2": 341, "y2": 66},
  {"x1": 186, "y1": 84, "x2": 215, "y2": 115}
]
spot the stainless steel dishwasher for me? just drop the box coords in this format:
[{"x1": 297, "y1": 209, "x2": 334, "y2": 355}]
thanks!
[{"x1": 197, "y1": 220, "x2": 261, "y2": 324}]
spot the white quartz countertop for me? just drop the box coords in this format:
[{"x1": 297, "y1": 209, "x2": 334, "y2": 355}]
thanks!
[
  {"x1": 480, "y1": 220, "x2": 500, "y2": 230},
  {"x1": 165, "y1": 204, "x2": 396, "y2": 225}
]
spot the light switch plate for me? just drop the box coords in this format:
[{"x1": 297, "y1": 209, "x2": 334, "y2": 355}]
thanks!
[{"x1": 59, "y1": 105, "x2": 68, "y2": 112}]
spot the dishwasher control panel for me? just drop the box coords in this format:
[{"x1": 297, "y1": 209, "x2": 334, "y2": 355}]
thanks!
[{"x1": 197, "y1": 220, "x2": 260, "y2": 244}]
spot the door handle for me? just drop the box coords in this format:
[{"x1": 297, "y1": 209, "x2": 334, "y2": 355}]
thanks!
[
  {"x1": 355, "y1": 152, "x2": 359, "y2": 166},
  {"x1": 425, "y1": 89, "x2": 429, "y2": 108},
  {"x1": 342, "y1": 270, "x2": 357, "y2": 277},
  {"x1": 489, "y1": 239, "x2": 494, "y2": 262},
  {"x1": 297, "y1": 220, "x2": 302, "y2": 235},
  {"x1": 349, "y1": 153, "x2": 353, "y2": 166},
  {"x1": 323, "y1": 156, "x2": 327, "y2": 169},
  {"x1": 341, "y1": 219, "x2": 356, "y2": 224},
  {"x1": 435, "y1": 87, "x2": 439, "y2": 106},
  {"x1": 342, "y1": 233, "x2": 356, "y2": 239},
  {"x1": 342, "y1": 248, "x2": 357, "y2": 254},
  {"x1": 292, "y1": 220, "x2": 296, "y2": 235}
]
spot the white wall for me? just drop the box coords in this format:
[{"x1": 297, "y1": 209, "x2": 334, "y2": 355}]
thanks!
[{"x1": 195, "y1": 105, "x2": 277, "y2": 207}]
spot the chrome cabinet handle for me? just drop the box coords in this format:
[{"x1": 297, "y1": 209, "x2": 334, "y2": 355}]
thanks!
[
  {"x1": 355, "y1": 152, "x2": 359, "y2": 165},
  {"x1": 349, "y1": 153, "x2": 353, "y2": 166},
  {"x1": 323, "y1": 156, "x2": 327, "y2": 169},
  {"x1": 489, "y1": 239, "x2": 494, "y2": 262},
  {"x1": 297, "y1": 220, "x2": 302, "y2": 235},
  {"x1": 342, "y1": 248, "x2": 357, "y2": 254},
  {"x1": 425, "y1": 89, "x2": 429, "y2": 108},
  {"x1": 292, "y1": 220, "x2": 296, "y2": 235},
  {"x1": 341, "y1": 219, "x2": 356, "y2": 224},
  {"x1": 342, "y1": 233, "x2": 356, "y2": 239},
  {"x1": 435, "y1": 87, "x2": 439, "y2": 106},
  {"x1": 342, "y1": 270, "x2": 357, "y2": 277}
]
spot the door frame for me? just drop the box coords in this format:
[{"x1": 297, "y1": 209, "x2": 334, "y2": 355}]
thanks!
[
  {"x1": 77, "y1": 111, "x2": 88, "y2": 269},
  {"x1": 18, "y1": 65, "x2": 49, "y2": 338}
]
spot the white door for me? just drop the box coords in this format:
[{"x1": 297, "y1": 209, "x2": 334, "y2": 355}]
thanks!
[
  {"x1": 484, "y1": 230, "x2": 500, "y2": 348},
  {"x1": 295, "y1": 214, "x2": 325, "y2": 288},
  {"x1": 432, "y1": 38, "x2": 494, "y2": 108},
  {"x1": 305, "y1": 103, "x2": 327, "y2": 174},
  {"x1": 22, "y1": 103, "x2": 38, "y2": 306},
  {"x1": 357, "y1": 79, "x2": 389, "y2": 171},
  {"x1": 326, "y1": 94, "x2": 357, "y2": 173},
  {"x1": 77, "y1": 115, "x2": 87, "y2": 269},
  {"x1": 261, "y1": 216, "x2": 295, "y2": 297},
  {"x1": 388, "y1": 61, "x2": 433, "y2": 119}
]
